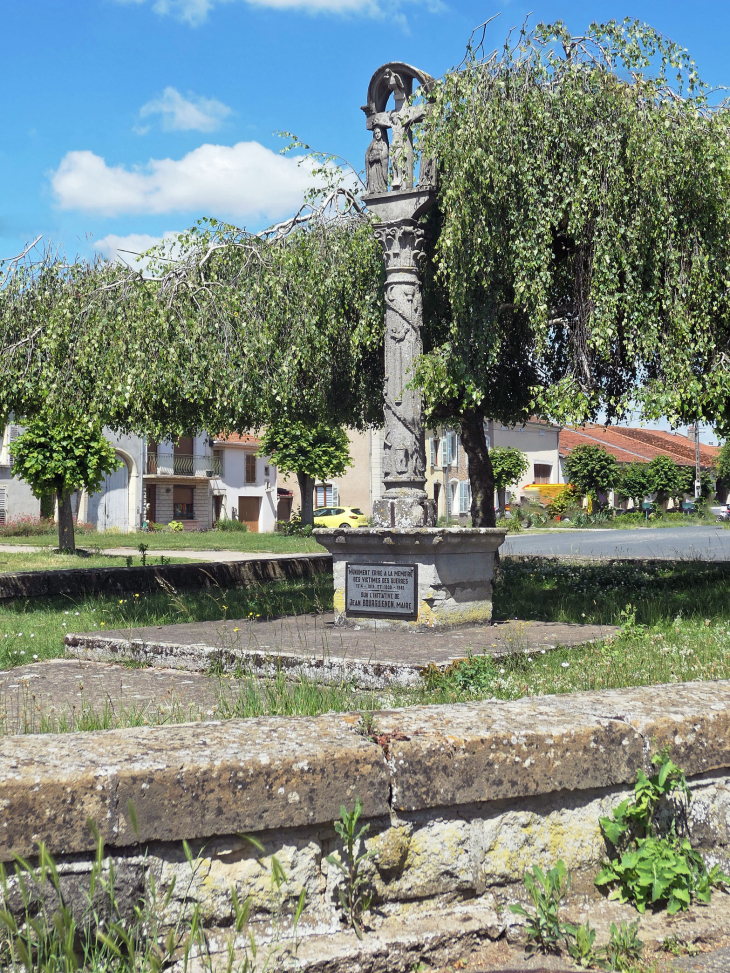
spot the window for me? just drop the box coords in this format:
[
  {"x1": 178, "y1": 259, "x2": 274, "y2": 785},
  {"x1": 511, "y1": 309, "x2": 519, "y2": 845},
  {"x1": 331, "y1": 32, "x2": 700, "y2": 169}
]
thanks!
[
  {"x1": 245, "y1": 453, "x2": 257, "y2": 484},
  {"x1": 0, "y1": 486, "x2": 5, "y2": 526},
  {"x1": 534, "y1": 464, "x2": 552, "y2": 485},
  {"x1": 459, "y1": 480, "x2": 472, "y2": 515},
  {"x1": 315, "y1": 484, "x2": 333, "y2": 507},
  {"x1": 429, "y1": 437, "x2": 436, "y2": 467},
  {"x1": 173, "y1": 486, "x2": 194, "y2": 520}
]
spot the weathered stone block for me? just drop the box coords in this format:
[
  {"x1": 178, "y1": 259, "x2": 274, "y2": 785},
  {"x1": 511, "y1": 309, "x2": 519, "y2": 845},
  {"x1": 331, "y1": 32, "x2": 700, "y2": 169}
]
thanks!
[{"x1": 315, "y1": 527, "x2": 505, "y2": 630}]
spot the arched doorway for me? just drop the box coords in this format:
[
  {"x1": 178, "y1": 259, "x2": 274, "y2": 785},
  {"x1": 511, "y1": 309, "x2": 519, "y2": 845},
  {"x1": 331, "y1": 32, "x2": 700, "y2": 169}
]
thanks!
[{"x1": 88, "y1": 455, "x2": 129, "y2": 531}]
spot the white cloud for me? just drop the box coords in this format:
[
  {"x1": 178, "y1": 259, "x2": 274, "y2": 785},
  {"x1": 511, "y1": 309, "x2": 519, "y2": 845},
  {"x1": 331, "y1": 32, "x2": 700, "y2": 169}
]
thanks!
[
  {"x1": 114, "y1": 0, "x2": 440, "y2": 27},
  {"x1": 50, "y1": 142, "x2": 315, "y2": 222},
  {"x1": 138, "y1": 87, "x2": 232, "y2": 133},
  {"x1": 93, "y1": 231, "x2": 180, "y2": 266}
]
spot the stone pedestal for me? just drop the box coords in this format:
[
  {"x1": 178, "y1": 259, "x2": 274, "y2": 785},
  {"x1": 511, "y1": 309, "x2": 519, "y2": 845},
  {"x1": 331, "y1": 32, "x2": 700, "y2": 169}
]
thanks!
[{"x1": 315, "y1": 527, "x2": 506, "y2": 631}]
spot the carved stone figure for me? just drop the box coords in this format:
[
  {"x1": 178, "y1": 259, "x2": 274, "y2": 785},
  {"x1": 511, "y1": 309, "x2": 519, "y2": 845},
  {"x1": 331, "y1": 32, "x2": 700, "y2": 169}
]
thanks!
[
  {"x1": 361, "y1": 63, "x2": 438, "y2": 526},
  {"x1": 417, "y1": 154, "x2": 437, "y2": 190},
  {"x1": 365, "y1": 127, "x2": 389, "y2": 194}
]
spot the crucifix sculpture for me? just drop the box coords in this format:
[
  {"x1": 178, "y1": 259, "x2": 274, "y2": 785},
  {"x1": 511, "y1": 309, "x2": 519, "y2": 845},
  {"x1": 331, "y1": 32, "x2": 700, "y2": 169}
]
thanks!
[{"x1": 361, "y1": 62, "x2": 438, "y2": 528}]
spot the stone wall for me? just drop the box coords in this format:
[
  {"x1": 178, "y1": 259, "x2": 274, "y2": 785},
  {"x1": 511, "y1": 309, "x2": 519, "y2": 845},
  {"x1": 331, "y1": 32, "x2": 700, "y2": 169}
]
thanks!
[
  {"x1": 0, "y1": 553, "x2": 332, "y2": 600},
  {"x1": 1, "y1": 681, "x2": 730, "y2": 959}
]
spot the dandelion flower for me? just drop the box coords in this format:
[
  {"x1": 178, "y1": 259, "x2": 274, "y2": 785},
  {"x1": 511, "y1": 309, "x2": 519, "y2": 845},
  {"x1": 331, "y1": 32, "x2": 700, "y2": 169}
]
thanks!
[
  {"x1": 561, "y1": 661, "x2": 570, "y2": 668},
  {"x1": 233, "y1": 627, "x2": 239, "y2": 632}
]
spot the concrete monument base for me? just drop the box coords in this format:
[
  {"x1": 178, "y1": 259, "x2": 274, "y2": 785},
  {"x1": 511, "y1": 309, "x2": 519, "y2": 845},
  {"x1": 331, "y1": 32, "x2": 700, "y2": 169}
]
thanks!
[{"x1": 314, "y1": 527, "x2": 506, "y2": 630}]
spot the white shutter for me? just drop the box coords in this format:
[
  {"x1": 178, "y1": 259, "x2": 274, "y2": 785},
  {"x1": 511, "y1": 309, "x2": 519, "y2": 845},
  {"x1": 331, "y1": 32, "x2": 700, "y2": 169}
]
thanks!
[
  {"x1": 429, "y1": 437, "x2": 435, "y2": 467},
  {"x1": 331, "y1": 483, "x2": 339, "y2": 505},
  {"x1": 0, "y1": 487, "x2": 6, "y2": 525},
  {"x1": 459, "y1": 480, "x2": 471, "y2": 514},
  {"x1": 444, "y1": 432, "x2": 451, "y2": 466},
  {"x1": 453, "y1": 433, "x2": 459, "y2": 467}
]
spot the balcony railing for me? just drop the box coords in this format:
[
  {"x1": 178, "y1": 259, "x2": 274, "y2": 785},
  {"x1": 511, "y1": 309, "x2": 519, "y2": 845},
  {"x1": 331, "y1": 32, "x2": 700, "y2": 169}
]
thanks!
[{"x1": 146, "y1": 454, "x2": 222, "y2": 477}]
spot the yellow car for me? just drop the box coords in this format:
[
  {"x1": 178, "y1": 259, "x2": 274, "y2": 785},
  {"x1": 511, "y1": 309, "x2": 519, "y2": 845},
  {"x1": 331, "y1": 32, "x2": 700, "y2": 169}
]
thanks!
[{"x1": 313, "y1": 506, "x2": 368, "y2": 528}]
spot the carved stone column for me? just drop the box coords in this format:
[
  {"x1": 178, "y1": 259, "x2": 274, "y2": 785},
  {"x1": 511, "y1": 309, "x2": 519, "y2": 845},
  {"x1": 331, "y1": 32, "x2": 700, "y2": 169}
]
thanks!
[{"x1": 370, "y1": 219, "x2": 434, "y2": 527}]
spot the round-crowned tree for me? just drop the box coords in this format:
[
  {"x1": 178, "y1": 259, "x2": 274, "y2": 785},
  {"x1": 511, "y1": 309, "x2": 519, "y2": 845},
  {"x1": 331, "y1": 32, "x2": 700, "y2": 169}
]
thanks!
[
  {"x1": 563, "y1": 445, "x2": 621, "y2": 507},
  {"x1": 489, "y1": 447, "x2": 529, "y2": 515},
  {"x1": 259, "y1": 420, "x2": 352, "y2": 526},
  {"x1": 10, "y1": 419, "x2": 120, "y2": 552}
]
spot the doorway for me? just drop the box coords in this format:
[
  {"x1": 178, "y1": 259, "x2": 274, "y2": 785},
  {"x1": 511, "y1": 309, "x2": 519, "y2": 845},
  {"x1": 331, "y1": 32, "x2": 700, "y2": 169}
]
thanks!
[{"x1": 238, "y1": 496, "x2": 261, "y2": 533}]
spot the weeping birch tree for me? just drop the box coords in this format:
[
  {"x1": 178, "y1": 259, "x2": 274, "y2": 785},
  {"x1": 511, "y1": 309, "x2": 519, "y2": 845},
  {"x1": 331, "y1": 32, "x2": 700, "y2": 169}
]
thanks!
[{"x1": 416, "y1": 18, "x2": 730, "y2": 525}]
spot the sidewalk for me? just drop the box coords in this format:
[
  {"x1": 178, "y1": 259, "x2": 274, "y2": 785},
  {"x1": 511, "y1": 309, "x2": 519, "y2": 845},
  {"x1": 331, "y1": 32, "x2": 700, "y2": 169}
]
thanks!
[{"x1": 0, "y1": 543, "x2": 298, "y2": 563}]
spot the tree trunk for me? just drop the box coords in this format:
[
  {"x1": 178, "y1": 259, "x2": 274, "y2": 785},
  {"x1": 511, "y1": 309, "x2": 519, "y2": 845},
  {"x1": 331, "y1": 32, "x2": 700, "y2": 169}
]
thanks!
[
  {"x1": 297, "y1": 472, "x2": 315, "y2": 527},
  {"x1": 57, "y1": 489, "x2": 76, "y2": 553},
  {"x1": 497, "y1": 487, "x2": 506, "y2": 518},
  {"x1": 459, "y1": 409, "x2": 496, "y2": 528}
]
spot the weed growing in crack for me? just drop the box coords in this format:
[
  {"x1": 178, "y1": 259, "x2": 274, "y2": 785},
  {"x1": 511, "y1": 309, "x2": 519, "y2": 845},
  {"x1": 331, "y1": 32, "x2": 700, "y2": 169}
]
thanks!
[
  {"x1": 596, "y1": 752, "x2": 729, "y2": 913},
  {"x1": 326, "y1": 798, "x2": 375, "y2": 940}
]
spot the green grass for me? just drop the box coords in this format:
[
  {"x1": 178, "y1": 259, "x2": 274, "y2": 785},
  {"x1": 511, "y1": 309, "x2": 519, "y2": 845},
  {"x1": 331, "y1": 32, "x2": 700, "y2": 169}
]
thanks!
[
  {"x1": 4, "y1": 556, "x2": 730, "y2": 734},
  {"x1": 0, "y1": 574, "x2": 333, "y2": 669},
  {"x1": 418, "y1": 557, "x2": 730, "y2": 704},
  {"x1": 0, "y1": 529, "x2": 323, "y2": 553},
  {"x1": 0, "y1": 549, "x2": 191, "y2": 574}
]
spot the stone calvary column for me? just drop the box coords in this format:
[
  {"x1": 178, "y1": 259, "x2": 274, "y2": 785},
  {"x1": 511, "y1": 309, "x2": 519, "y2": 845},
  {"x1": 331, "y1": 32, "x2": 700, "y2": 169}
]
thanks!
[{"x1": 315, "y1": 62, "x2": 506, "y2": 631}]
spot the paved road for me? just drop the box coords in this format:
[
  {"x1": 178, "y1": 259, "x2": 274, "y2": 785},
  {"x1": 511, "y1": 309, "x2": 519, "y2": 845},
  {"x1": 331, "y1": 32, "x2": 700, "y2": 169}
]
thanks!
[{"x1": 503, "y1": 525, "x2": 730, "y2": 560}]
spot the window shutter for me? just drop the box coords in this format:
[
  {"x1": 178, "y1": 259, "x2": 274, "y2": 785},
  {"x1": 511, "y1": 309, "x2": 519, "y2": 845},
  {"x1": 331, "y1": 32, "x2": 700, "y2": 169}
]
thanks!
[
  {"x1": 245, "y1": 453, "x2": 257, "y2": 484},
  {"x1": 459, "y1": 480, "x2": 472, "y2": 514},
  {"x1": 444, "y1": 432, "x2": 451, "y2": 466},
  {"x1": 0, "y1": 486, "x2": 6, "y2": 525},
  {"x1": 332, "y1": 484, "x2": 339, "y2": 505},
  {"x1": 453, "y1": 433, "x2": 459, "y2": 467},
  {"x1": 429, "y1": 437, "x2": 435, "y2": 467}
]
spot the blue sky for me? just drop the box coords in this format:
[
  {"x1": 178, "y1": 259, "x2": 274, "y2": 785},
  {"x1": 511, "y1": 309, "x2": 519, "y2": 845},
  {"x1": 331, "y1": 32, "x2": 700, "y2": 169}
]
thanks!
[{"x1": 2, "y1": 0, "x2": 727, "y2": 439}]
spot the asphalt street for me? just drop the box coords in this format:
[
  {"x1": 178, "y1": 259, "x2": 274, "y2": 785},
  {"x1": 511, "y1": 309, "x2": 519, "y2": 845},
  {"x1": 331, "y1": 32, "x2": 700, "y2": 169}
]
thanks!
[{"x1": 503, "y1": 525, "x2": 730, "y2": 560}]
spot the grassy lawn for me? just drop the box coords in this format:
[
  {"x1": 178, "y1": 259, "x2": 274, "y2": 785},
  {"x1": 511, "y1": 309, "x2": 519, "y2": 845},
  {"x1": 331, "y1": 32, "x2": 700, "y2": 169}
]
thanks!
[
  {"x1": 0, "y1": 574, "x2": 333, "y2": 669},
  {"x1": 0, "y1": 529, "x2": 323, "y2": 554},
  {"x1": 3, "y1": 556, "x2": 730, "y2": 733},
  {"x1": 0, "y1": 549, "x2": 192, "y2": 574}
]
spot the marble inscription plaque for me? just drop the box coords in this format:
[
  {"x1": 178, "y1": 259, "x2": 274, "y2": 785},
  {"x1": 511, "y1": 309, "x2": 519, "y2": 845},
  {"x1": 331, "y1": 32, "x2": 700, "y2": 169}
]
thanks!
[{"x1": 345, "y1": 563, "x2": 417, "y2": 619}]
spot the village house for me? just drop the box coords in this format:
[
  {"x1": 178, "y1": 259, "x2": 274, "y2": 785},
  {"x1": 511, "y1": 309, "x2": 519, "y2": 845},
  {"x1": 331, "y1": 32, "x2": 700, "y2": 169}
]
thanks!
[
  {"x1": 0, "y1": 426, "x2": 278, "y2": 534},
  {"x1": 559, "y1": 425, "x2": 721, "y2": 507}
]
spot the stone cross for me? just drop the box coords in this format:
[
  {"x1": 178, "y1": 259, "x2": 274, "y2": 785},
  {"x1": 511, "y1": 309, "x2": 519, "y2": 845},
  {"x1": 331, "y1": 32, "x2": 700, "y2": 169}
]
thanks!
[{"x1": 361, "y1": 62, "x2": 437, "y2": 528}]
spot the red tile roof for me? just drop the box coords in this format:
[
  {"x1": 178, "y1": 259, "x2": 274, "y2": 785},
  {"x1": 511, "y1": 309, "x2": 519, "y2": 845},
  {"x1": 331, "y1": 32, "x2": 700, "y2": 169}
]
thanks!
[
  {"x1": 213, "y1": 432, "x2": 260, "y2": 447},
  {"x1": 560, "y1": 425, "x2": 720, "y2": 468}
]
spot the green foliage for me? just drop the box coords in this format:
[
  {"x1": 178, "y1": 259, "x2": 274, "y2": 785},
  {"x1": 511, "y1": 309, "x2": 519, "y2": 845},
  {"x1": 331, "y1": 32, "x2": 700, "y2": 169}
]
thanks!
[
  {"x1": 563, "y1": 445, "x2": 620, "y2": 502},
  {"x1": 596, "y1": 835, "x2": 723, "y2": 915},
  {"x1": 716, "y1": 441, "x2": 730, "y2": 482},
  {"x1": 605, "y1": 920, "x2": 644, "y2": 971},
  {"x1": 9, "y1": 418, "x2": 119, "y2": 499},
  {"x1": 546, "y1": 486, "x2": 580, "y2": 517},
  {"x1": 277, "y1": 511, "x2": 314, "y2": 536},
  {"x1": 508, "y1": 860, "x2": 572, "y2": 953},
  {"x1": 647, "y1": 456, "x2": 683, "y2": 502},
  {"x1": 596, "y1": 752, "x2": 729, "y2": 913},
  {"x1": 566, "y1": 921, "x2": 608, "y2": 970},
  {"x1": 167, "y1": 520, "x2": 184, "y2": 532},
  {"x1": 617, "y1": 463, "x2": 653, "y2": 505},
  {"x1": 260, "y1": 421, "x2": 352, "y2": 482},
  {"x1": 0, "y1": 821, "x2": 304, "y2": 972},
  {"x1": 0, "y1": 191, "x2": 384, "y2": 448},
  {"x1": 418, "y1": 19, "x2": 730, "y2": 433},
  {"x1": 489, "y1": 446, "x2": 529, "y2": 492},
  {"x1": 326, "y1": 798, "x2": 374, "y2": 940},
  {"x1": 215, "y1": 517, "x2": 249, "y2": 532},
  {"x1": 599, "y1": 751, "x2": 690, "y2": 845}
]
